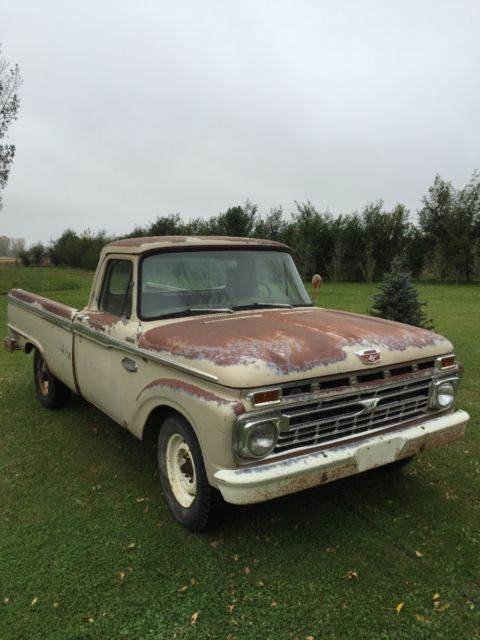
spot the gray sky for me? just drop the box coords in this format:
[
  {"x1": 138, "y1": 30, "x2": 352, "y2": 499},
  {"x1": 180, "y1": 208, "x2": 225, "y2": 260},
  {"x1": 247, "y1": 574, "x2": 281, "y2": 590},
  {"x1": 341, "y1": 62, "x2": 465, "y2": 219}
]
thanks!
[{"x1": 1, "y1": 0, "x2": 479, "y2": 245}]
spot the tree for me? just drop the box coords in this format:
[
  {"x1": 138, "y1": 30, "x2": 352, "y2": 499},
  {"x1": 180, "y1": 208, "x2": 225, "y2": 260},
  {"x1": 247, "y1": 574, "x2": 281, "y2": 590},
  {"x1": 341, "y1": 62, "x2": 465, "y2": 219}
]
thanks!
[
  {"x1": 29, "y1": 242, "x2": 47, "y2": 265},
  {"x1": 10, "y1": 237, "x2": 25, "y2": 256},
  {"x1": 337, "y1": 214, "x2": 364, "y2": 281},
  {"x1": 253, "y1": 207, "x2": 287, "y2": 241},
  {"x1": 49, "y1": 229, "x2": 110, "y2": 269},
  {"x1": 369, "y1": 256, "x2": 432, "y2": 329},
  {"x1": 324, "y1": 216, "x2": 347, "y2": 282},
  {"x1": 2, "y1": 236, "x2": 25, "y2": 256},
  {"x1": 418, "y1": 173, "x2": 480, "y2": 281},
  {"x1": 0, "y1": 46, "x2": 21, "y2": 208},
  {"x1": 360, "y1": 201, "x2": 413, "y2": 281},
  {"x1": 0, "y1": 235, "x2": 9, "y2": 255},
  {"x1": 147, "y1": 213, "x2": 186, "y2": 236},
  {"x1": 210, "y1": 201, "x2": 258, "y2": 237},
  {"x1": 289, "y1": 201, "x2": 335, "y2": 278}
]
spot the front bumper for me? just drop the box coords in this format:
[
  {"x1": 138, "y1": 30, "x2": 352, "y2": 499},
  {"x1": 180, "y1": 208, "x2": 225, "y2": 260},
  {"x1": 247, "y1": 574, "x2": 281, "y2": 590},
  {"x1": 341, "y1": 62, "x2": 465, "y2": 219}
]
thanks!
[{"x1": 214, "y1": 409, "x2": 469, "y2": 505}]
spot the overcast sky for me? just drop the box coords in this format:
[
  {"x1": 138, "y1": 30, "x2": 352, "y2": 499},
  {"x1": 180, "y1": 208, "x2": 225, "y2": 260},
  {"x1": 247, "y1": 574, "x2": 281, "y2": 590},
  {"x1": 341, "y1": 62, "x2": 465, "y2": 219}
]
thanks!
[{"x1": 1, "y1": 0, "x2": 479, "y2": 245}]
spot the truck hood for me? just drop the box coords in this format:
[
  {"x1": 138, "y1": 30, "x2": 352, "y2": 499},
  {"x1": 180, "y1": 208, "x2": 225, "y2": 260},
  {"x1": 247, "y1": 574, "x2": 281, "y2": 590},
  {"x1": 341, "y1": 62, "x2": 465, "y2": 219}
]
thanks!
[{"x1": 138, "y1": 307, "x2": 452, "y2": 388}]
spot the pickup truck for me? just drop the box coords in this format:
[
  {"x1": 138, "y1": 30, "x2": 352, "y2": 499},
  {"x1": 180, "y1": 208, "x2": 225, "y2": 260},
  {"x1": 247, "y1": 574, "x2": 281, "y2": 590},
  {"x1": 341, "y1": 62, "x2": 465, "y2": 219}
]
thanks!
[{"x1": 5, "y1": 236, "x2": 469, "y2": 531}]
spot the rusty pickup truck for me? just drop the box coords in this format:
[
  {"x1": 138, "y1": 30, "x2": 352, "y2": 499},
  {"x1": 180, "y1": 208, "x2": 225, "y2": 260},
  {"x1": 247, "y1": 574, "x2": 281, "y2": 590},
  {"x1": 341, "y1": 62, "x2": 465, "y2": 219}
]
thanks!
[{"x1": 5, "y1": 236, "x2": 469, "y2": 530}]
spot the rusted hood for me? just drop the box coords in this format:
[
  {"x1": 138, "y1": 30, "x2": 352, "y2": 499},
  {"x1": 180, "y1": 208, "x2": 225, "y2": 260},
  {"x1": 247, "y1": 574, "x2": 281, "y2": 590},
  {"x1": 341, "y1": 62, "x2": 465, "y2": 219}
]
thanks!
[{"x1": 138, "y1": 308, "x2": 452, "y2": 388}]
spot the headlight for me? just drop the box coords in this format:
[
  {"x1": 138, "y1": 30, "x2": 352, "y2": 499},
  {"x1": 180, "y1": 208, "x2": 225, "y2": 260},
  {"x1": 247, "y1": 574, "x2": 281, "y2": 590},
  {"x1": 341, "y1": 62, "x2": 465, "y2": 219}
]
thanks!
[
  {"x1": 436, "y1": 381, "x2": 455, "y2": 408},
  {"x1": 430, "y1": 378, "x2": 457, "y2": 410},
  {"x1": 236, "y1": 419, "x2": 278, "y2": 460}
]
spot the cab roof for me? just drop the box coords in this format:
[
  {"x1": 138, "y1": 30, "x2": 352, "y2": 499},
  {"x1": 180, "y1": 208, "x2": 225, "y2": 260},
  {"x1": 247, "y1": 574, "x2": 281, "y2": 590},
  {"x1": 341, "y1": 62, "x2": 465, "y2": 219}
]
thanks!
[{"x1": 104, "y1": 235, "x2": 289, "y2": 254}]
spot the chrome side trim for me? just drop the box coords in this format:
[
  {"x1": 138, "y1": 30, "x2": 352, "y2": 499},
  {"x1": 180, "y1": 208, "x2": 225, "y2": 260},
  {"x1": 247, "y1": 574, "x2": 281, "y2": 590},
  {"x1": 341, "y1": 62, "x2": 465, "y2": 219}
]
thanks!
[
  {"x1": 72, "y1": 321, "x2": 219, "y2": 382},
  {"x1": 8, "y1": 294, "x2": 219, "y2": 383}
]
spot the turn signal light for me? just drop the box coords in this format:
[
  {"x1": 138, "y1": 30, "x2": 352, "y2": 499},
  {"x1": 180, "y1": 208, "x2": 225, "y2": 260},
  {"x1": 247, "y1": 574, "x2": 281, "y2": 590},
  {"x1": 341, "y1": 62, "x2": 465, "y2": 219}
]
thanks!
[
  {"x1": 439, "y1": 356, "x2": 455, "y2": 369},
  {"x1": 252, "y1": 389, "x2": 281, "y2": 406}
]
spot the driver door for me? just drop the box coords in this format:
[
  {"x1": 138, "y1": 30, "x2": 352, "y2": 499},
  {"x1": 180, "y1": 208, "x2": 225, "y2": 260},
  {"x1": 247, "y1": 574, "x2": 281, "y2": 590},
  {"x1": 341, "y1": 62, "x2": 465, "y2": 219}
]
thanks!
[{"x1": 74, "y1": 257, "x2": 143, "y2": 426}]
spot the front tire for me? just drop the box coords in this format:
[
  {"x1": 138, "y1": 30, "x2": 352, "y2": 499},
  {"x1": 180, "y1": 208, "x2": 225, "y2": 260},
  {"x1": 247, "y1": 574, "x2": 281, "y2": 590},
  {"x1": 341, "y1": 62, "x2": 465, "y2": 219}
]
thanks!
[
  {"x1": 157, "y1": 413, "x2": 222, "y2": 531},
  {"x1": 33, "y1": 349, "x2": 71, "y2": 409}
]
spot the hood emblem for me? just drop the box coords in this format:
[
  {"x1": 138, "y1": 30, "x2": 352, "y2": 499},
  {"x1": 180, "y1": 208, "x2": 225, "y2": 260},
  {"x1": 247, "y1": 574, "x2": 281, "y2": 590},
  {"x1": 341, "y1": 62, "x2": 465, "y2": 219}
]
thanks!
[
  {"x1": 356, "y1": 348, "x2": 381, "y2": 365},
  {"x1": 357, "y1": 398, "x2": 380, "y2": 415}
]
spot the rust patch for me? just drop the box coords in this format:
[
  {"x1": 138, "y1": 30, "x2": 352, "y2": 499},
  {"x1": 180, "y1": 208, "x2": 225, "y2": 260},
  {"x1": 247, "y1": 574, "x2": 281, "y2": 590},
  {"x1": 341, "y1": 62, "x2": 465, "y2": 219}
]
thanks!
[
  {"x1": 138, "y1": 377, "x2": 245, "y2": 415},
  {"x1": 241, "y1": 460, "x2": 359, "y2": 504},
  {"x1": 393, "y1": 423, "x2": 465, "y2": 461},
  {"x1": 107, "y1": 235, "x2": 288, "y2": 250},
  {"x1": 139, "y1": 308, "x2": 448, "y2": 375},
  {"x1": 10, "y1": 288, "x2": 37, "y2": 304},
  {"x1": 10, "y1": 288, "x2": 76, "y2": 320},
  {"x1": 109, "y1": 236, "x2": 191, "y2": 247},
  {"x1": 4, "y1": 336, "x2": 18, "y2": 353},
  {"x1": 83, "y1": 311, "x2": 121, "y2": 331}
]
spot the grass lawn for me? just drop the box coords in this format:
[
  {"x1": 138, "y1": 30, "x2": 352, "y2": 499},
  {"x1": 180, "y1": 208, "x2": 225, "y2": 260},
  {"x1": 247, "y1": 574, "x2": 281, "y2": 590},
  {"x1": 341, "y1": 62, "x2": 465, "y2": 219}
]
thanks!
[{"x1": 1, "y1": 265, "x2": 479, "y2": 639}]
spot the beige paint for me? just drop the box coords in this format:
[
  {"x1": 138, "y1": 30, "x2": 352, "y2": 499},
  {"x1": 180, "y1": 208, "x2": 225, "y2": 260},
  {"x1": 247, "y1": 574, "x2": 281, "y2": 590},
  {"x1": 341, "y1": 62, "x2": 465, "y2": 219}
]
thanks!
[{"x1": 5, "y1": 237, "x2": 470, "y2": 499}]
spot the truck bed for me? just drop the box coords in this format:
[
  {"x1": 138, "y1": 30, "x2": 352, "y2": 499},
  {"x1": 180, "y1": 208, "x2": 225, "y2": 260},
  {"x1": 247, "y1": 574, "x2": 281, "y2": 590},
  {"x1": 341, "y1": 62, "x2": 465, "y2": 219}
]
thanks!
[{"x1": 7, "y1": 288, "x2": 78, "y2": 392}]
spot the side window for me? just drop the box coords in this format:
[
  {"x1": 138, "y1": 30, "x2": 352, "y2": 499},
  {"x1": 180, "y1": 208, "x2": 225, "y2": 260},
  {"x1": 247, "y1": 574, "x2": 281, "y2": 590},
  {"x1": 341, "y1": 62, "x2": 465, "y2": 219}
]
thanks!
[{"x1": 100, "y1": 260, "x2": 133, "y2": 317}]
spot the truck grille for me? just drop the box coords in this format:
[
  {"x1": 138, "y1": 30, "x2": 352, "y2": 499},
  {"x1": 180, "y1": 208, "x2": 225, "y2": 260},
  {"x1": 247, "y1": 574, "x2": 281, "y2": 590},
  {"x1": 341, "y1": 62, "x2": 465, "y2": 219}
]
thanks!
[{"x1": 275, "y1": 375, "x2": 432, "y2": 454}]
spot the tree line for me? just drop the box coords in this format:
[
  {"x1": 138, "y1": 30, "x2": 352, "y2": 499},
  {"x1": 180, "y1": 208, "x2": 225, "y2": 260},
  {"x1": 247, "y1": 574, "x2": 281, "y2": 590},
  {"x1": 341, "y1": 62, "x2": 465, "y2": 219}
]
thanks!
[
  {"x1": 0, "y1": 235, "x2": 25, "y2": 257},
  {"x1": 1, "y1": 47, "x2": 480, "y2": 283},
  {"x1": 11, "y1": 171, "x2": 480, "y2": 282}
]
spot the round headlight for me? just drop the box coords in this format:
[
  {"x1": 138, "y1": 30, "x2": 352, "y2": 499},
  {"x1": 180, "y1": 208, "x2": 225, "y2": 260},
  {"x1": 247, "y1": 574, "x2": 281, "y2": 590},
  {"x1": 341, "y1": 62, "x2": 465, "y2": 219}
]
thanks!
[
  {"x1": 436, "y1": 381, "x2": 455, "y2": 409},
  {"x1": 247, "y1": 421, "x2": 278, "y2": 457}
]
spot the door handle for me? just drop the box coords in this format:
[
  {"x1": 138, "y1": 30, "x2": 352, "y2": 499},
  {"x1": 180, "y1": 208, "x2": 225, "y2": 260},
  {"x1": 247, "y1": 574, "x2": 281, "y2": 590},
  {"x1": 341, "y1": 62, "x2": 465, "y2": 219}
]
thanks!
[{"x1": 121, "y1": 357, "x2": 137, "y2": 373}]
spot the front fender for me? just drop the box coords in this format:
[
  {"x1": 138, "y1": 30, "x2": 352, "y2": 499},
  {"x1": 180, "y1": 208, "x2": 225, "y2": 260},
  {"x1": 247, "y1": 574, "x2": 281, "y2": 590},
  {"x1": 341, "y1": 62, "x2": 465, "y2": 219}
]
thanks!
[{"x1": 128, "y1": 377, "x2": 245, "y2": 483}]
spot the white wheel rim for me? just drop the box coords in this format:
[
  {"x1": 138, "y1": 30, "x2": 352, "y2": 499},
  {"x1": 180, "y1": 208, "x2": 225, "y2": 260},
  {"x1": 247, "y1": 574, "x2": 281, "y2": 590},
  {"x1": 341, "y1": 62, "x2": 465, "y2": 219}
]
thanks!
[
  {"x1": 165, "y1": 434, "x2": 197, "y2": 508},
  {"x1": 38, "y1": 358, "x2": 49, "y2": 396}
]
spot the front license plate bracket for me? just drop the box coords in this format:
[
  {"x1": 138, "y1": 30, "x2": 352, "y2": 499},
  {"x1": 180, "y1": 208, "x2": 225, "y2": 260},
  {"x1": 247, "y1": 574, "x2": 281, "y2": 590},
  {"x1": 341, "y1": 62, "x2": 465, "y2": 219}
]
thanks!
[{"x1": 356, "y1": 437, "x2": 407, "y2": 473}]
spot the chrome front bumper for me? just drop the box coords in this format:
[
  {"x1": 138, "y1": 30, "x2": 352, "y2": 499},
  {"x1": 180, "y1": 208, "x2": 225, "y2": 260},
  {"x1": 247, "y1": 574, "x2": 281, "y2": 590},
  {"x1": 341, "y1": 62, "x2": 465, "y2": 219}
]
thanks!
[{"x1": 214, "y1": 410, "x2": 469, "y2": 505}]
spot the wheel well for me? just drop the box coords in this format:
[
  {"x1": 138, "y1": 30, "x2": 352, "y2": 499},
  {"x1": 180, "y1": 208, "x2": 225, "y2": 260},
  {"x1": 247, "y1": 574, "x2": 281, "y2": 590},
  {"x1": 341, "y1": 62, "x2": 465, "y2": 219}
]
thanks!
[
  {"x1": 142, "y1": 405, "x2": 184, "y2": 448},
  {"x1": 25, "y1": 342, "x2": 35, "y2": 354}
]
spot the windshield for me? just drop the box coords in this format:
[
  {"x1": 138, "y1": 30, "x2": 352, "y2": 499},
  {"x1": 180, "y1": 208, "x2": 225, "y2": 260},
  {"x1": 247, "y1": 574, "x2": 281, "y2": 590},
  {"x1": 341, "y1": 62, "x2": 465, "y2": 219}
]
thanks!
[{"x1": 139, "y1": 249, "x2": 312, "y2": 319}]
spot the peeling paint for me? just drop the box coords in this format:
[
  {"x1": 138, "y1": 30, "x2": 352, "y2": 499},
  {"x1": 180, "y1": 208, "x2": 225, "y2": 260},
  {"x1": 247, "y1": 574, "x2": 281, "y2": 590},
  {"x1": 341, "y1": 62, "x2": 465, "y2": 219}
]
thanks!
[
  {"x1": 7, "y1": 237, "x2": 469, "y2": 515},
  {"x1": 138, "y1": 377, "x2": 245, "y2": 415},
  {"x1": 83, "y1": 311, "x2": 122, "y2": 332},
  {"x1": 4, "y1": 336, "x2": 17, "y2": 352},
  {"x1": 238, "y1": 461, "x2": 359, "y2": 503},
  {"x1": 214, "y1": 411, "x2": 468, "y2": 504},
  {"x1": 107, "y1": 235, "x2": 288, "y2": 251},
  {"x1": 10, "y1": 289, "x2": 76, "y2": 321},
  {"x1": 138, "y1": 307, "x2": 449, "y2": 377}
]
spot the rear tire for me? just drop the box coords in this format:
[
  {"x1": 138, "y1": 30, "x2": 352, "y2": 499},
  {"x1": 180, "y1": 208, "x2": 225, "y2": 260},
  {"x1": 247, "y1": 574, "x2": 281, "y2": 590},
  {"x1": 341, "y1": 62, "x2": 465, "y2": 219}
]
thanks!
[
  {"x1": 157, "y1": 413, "x2": 223, "y2": 531},
  {"x1": 33, "y1": 349, "x2": 71, "y2": 409}
]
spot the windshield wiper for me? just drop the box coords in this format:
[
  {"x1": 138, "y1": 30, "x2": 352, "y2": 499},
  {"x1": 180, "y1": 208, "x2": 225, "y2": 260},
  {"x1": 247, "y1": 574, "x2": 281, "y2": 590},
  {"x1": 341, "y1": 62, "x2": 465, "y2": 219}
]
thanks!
[
  {"x1": 183, "y1": 307, "x2": 234, "y2": 315},
  {"x1": 153, "y1": 307, "x2": 234, "y2": 320},
  {"x1": 232, "y1": 302, "x2": 293, "y2": 310}
]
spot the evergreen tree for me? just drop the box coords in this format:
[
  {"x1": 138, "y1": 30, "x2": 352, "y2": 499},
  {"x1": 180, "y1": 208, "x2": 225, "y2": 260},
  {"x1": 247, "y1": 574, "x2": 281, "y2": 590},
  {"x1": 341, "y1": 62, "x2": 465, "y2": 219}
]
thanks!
[{"x1": 369, "y1": 256, "x2": 433, "y2": 329}]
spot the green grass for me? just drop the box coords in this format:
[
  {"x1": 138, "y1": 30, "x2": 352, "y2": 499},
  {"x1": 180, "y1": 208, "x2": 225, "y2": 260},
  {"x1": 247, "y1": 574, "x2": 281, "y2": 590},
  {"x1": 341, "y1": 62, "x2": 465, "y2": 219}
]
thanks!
[{"x1": 1, "y1": 268, "x2": 479, "y2": 639}]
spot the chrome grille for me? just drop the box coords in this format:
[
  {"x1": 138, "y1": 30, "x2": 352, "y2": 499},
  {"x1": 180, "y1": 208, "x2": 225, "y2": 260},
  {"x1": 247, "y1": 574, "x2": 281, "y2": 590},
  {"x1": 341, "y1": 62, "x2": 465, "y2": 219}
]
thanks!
[{"x1": 275, "y1": 376, "x2": 432, "y2": 454}]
